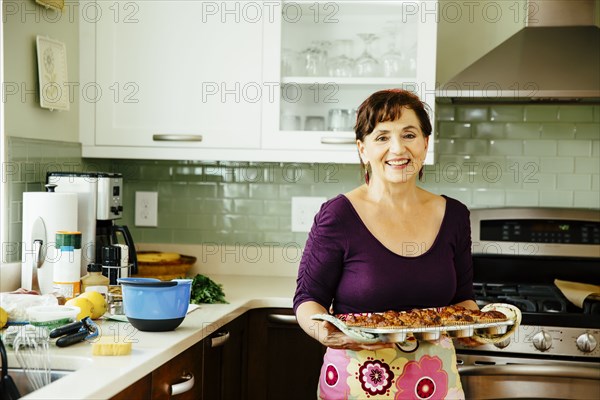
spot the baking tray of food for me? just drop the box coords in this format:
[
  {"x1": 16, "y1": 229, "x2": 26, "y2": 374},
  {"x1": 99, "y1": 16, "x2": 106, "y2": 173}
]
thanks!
[
  {"x1": 312, "y1": 303, "x2": 520, "y2": 343},
  {"x1": 353, "y1": 320, "x2": 513, "y2": 342}
]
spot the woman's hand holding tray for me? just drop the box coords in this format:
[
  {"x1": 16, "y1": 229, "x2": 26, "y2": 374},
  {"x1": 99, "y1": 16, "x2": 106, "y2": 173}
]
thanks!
[{"x1": 311, "y1": 313, "x2": 382, "y2": 344}]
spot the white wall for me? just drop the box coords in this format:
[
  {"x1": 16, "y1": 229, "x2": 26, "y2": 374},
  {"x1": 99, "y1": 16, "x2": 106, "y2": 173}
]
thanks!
[
  {"x1": 3, "y1": 0, "x2": 79, "y2": 141},
  {"x1": 2, "y1": 0, "x2": 80, "y2": 289}
]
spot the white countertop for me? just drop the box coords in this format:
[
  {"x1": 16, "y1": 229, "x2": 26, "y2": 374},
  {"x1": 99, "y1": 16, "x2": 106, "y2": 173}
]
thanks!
[{"x1": 10, "y1": 274, "x2": 297, "y2": 400}]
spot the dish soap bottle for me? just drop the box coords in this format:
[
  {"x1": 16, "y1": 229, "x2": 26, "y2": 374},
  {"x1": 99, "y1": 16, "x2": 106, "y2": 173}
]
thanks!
[{"x1": 81, "y1": 263, "x2": 110, "y2": 294}]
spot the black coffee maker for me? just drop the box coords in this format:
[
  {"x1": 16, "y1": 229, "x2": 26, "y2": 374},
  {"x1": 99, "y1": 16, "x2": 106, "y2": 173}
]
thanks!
[
  {"x1": 96, "y1": 222, "x2": 138, "y2": 274},
  {"x1": 93, "y1": 173, "x2": 138, "y2": 275}
]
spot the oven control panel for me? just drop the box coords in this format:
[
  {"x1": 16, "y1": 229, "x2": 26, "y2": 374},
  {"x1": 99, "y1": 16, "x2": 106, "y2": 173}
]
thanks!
[
  {"x1": 480, "y1": 219, "x2": 600, "y2": 244},
  {"x1": 457, "y1": 326, "x2": 600, "y2": 358}
]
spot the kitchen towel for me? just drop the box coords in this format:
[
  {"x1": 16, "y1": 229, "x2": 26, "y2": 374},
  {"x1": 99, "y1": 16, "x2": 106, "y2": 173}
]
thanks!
[{"x1": 554, "y1": 279, "x2": 600, "y2": 308}]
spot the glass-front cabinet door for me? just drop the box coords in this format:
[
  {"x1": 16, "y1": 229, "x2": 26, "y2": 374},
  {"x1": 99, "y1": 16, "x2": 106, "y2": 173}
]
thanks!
[{"x1": 262, "y1": 1, "x2": 438, "y2": 164}]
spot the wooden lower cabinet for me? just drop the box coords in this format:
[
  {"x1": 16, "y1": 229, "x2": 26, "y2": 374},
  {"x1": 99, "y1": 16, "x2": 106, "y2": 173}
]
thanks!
[
  {"x1": 110, "y1": 341, "x2": 203, "y2": 400},
  {"x1": 151, "y1": 341, "x2": 203, "y2": 400},
  {"x1": 110, "y1": 308, "x2": 323, "y2": 400},
  {"x1": 247, "y1": 308, "x2": 326, "y2": 400},
  {"x1": 109, "y1": 373, "x2": 152, "y2": 400},
  {"x1": 203, "y1": 314, "x2": 248, "y2": 400}
]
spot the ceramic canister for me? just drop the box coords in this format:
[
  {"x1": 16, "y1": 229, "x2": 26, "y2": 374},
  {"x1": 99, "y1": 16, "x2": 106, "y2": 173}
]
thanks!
[{"x1": 52, "y1": 231, "x2": 82, "y2": 300}]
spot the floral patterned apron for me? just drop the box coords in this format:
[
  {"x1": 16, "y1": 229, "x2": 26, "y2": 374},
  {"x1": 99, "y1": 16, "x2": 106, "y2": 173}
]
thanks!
[{"x1": 318, "y1": 336, "x2": 465, "y2": 400}]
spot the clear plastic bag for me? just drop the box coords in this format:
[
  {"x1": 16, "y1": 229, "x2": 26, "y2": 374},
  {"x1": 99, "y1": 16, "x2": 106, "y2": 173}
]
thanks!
[{"x1": 0, "y1": 293, "x2": 58, "y2": 324}]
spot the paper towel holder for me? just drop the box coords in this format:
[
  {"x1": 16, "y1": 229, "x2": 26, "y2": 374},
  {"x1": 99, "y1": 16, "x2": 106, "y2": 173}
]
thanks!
[{"x1": 30, "y1": 217, "x2": 47, "y2": 292}]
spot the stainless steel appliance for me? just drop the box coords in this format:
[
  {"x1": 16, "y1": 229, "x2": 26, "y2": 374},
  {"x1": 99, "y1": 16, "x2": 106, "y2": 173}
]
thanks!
[
  {"x1": 456, "y1": 207, "x2": 600, "y2": 399},
  {"x1": 437, "y1": 0, "x2": 600, "y2": 101},
  {"x1": 46, "y1": 172, "x2": 138, "y2": 275}
]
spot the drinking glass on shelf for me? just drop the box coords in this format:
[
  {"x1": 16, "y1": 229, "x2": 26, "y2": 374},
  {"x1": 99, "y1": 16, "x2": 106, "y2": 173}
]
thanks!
[
  {"x1": 398, "y1": 19, "x2": 418, "y2": 77},
  {"x1": 354, "y1": 33, "x2": 380, "y2": 77},
  {"x1": 305, "y1": 116, "x2": 326, "y2": 131},
  {"x1": 281, "y1": 114, "x2": 302, "y2": 131},
  {"x1": 301, "y1": 41, "x2": 330, "y2": 77},
  {"x1": 300, "y1": 46, "x2": 320, "y2": 77},
  {"x1": 404, "y1": 42, "x2": 418, "y2": 77},
  {"x1": 381, "y1": 21, "x2": 405, "y2": 78},
  {"x1": 327, "y1": 39, "x2": 354, "y2": 78},
  {"x1": 281, "y1": 48, "x2": 300, "y2": 76},
  {"x1": 328, "y1": 109, "x2": 354, "y2": 131}
]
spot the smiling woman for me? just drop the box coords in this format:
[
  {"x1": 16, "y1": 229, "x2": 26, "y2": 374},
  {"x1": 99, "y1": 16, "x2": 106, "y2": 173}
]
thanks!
[{"x1": 293, "y1": 88, "x2": 479, "y2": 400}]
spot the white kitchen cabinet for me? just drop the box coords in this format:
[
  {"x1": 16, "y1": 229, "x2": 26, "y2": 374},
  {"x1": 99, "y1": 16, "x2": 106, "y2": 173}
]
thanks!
[
  {"x1": 80, "y1": 0, "x2": 264, "y2": 159},
  {"x1": 261, "y1": 0, "x2": 437, "y2": 164},
  {"x1": 80, "y1": 0, "x2": 437, "y2": 163}
]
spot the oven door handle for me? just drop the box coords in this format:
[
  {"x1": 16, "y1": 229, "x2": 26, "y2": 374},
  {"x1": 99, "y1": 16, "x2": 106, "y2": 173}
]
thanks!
[{"x1": 459, "y1": 365, "x2": 600, "y2": 380}]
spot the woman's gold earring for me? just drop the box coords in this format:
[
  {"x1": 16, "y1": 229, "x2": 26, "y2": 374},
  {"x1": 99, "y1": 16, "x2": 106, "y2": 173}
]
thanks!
[{"x1": 364, "y1": 162, "x2": 371, "y2": 185}]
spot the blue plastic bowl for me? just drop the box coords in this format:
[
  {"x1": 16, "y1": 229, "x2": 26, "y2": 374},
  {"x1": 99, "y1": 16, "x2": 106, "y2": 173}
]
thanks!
[{"x1": 117, "y1": 278, "x2": 192, "y2": 332}]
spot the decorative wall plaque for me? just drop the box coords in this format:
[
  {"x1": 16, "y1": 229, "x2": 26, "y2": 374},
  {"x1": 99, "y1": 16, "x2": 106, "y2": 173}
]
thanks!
[
  {"x1": 35, "y1": 0, "x2": 64, "y2": 11},
  {"x1": 36, "y1": 36, "x2": 69, "y2": 111}
]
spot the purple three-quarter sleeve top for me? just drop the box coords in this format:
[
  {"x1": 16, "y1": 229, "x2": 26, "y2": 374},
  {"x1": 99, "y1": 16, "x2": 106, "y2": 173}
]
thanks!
[{"x1": 293, "y1": 194, "x2": 475, "y2": 315}]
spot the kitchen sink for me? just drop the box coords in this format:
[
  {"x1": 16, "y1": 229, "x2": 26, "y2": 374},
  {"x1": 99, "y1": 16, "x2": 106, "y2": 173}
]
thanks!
[
  {"x1": 4, "y1": 353, "x2": 91, "y2": 398},
  {"x1": 6, "y1": 368, "x2": 73, "y2": 397}
]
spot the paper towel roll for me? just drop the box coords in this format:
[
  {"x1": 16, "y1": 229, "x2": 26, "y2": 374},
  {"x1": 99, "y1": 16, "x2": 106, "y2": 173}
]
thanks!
[{"x1": 22, "y1": 192, "x2": 78, "y2": 294}]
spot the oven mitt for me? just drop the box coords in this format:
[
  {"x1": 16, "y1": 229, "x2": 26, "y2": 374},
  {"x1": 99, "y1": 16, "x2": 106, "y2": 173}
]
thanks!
[
  {"x1": 472, "y1": 303, "x2": 522, "y2": 344},
  {"x1": 311, "y1": 314, "x2": 381, "y2": 344}
]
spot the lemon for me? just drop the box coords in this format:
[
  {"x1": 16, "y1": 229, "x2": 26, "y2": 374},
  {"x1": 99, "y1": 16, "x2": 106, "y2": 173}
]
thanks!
[
  {"x1": 79, "y1": 291, "x2": 107, "y2": 319},
  {"x1": 0, "y1": 306, "x2": 8, "y2": 329},
  {"x1": 66, "y1": 297, "x2": 94, "y2": 321}
]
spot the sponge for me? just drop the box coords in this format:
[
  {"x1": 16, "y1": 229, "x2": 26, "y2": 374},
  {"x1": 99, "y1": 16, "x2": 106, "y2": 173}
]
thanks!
[{"x1": 92, "y1": 336, "x2": 133, "y2": 356}]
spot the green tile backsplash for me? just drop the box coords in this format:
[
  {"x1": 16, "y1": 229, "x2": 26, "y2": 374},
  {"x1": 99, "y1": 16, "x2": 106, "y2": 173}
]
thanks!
[
  {"x1": 6, "y1": 103, "x2": 600, "y2": 263},
  {"x1": 5, "y1": 137, "x2": 83, "y2": 263}
]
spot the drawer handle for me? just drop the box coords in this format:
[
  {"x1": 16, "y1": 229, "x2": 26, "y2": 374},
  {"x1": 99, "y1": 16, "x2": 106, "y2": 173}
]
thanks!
[
  {"x1": 267, "y1": 314, "x2": 298, "y2": 325},
  {"x1": 211, "y1": 331, "x2": 230, "y2": 348},
  {"x1": 170, "y1": 373, "x2": 195, "y2": 396},
  {"x1": 152, "y1": 134, "x2": 203, "y2": 142},
  {"x1": 320, "y1": 137, "x2": 355, "y2": 145}
]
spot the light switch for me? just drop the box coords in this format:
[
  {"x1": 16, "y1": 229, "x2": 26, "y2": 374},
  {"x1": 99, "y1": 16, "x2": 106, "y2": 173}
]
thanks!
[{"x1": 291, "y1": 196, "x2": 326, "y2": 232}]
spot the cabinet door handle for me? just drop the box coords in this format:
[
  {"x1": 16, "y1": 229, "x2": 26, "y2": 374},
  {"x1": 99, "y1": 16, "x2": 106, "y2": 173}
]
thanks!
[
  {"x1": 170, "y1": 373, "x2": 195, "y2": 396},
  {"x1": 211, "y1": 331, "x2": 230, "y2": 348},
  {"x1": 267, "y1": 314, "x2": 298, "y2": 325},
  {"x1": 152, "y1": 134, "x2": 203, "y2": 142},
  {"x1": 320, "y1": 137, "x2": 355, "y2": 145}
]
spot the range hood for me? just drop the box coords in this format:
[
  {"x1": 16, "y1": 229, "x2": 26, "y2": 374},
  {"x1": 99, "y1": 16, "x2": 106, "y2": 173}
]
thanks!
[{"x1": 437, "y1": 0, "x2": 600, "y2": 102}]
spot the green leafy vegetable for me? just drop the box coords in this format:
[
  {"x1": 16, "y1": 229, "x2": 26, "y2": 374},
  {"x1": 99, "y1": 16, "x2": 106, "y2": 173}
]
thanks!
[{"x1": 190, "y1": 274, "x2": 227, "y2": 304}]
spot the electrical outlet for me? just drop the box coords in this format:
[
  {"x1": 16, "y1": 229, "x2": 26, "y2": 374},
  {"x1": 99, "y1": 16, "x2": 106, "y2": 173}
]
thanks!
[
  {"x1": 135, "y1": 191, "x2": 158, "y2": 227},
  {"x1": 291, "y1": 196, "x2": 326, "y2": 233}
]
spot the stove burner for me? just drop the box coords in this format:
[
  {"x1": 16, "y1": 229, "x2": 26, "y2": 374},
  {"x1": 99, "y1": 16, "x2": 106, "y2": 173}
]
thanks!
[
  {"x1": 473, "y1": 283, "x2": 569, "y2": 313},
  {"x1": 503, "y1": 297, "x2": 538, "y2": 312},
  {"x1": 540, "y1": 299, "x2": 565, "y2": 313},
  {"x1": 583, "y1": 299, "x2": 600, "y2": 315}
]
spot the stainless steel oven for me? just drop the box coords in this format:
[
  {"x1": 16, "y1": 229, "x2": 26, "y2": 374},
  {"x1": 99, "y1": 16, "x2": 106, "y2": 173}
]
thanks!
[{"x1": 456, "y1": 207, "x2": 600, "y2": 399}]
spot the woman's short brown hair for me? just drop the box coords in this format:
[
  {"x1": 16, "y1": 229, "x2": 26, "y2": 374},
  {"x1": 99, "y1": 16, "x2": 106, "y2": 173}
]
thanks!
[{"x1": 355, "y1": 89, "x2": 432, "y2": 143}]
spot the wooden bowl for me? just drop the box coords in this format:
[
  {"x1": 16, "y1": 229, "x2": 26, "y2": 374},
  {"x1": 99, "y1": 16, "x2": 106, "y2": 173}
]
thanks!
[{"x1": 135, "y1": 252, "x2": 197, "y2": 280}]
